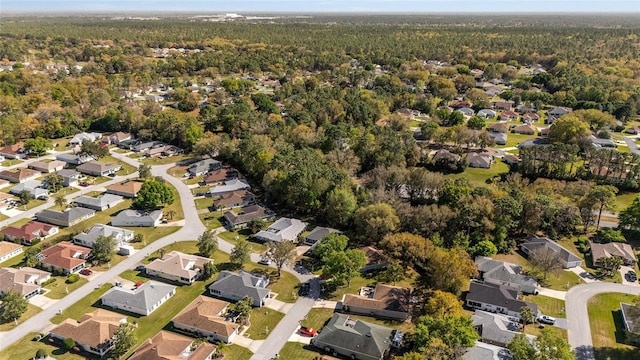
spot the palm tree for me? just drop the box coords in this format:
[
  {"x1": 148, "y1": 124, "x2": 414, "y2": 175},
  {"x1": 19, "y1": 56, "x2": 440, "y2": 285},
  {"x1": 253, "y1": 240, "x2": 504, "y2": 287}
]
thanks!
[
  {"x1": 54, "y1": 195, "x2": 67, "y2": 210},
  {"x1": 165, "y1": 210, "x2": 176, "y2": 220}
]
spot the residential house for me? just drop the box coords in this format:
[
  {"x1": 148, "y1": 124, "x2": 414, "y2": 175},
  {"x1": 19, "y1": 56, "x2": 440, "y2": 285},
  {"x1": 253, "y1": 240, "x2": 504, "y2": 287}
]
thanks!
[
  {"x1": 108, "y1": 132, "x2": 133, "y2": 145},
  {"x1": 73, "y1": 224, "x2": 134, "y2": 249},
  {"x1": 465, "y1": 282, "x2": 538, "y2": 320},
  {"x1": 471, "y1": 310, "x2": 536, "y2": 347},
  {"x1": 432, "y1": 149, "x2": 461, "y2": 162},
  {"x1": 457, "y1": 107, "x2": 475, "y2": 117},
  {"x1": 625, "y1": 126, "x2": 640, "y2": 135},
  {"x1": 517, "y1": 138, "x2": 551, "y2": 149},
  {"x1": 73, "y1": 194, "x2": 124, "y2": 211},
  {"x1": 57, "y1": 169, "x2": 81, "y2": 187},
  {"x1": 145, "y1": 251, "x2": 211, "y2": 285},
  {"x1": 69, "y1": 132, "x2": 102, "y2": 147},
  {"x1": 548, "y1": 107, "x2": 571, "y2": 118},
  {"x1": 463, "y1": 341, "x2": 512, "y2": 360},
  {"x1": 512, "y1": 124, "x2": 537, "y2": 135},
  {"x1": 312, "y1": 313, "x2": 402, "y2": 360},
  {"x1": 475, "y1": 256, "x2": 538, "y2": 294},
  {"x1": 341, "y1": 284, "x2": 411, "y2": 321},
  {"x1": 477, "y1": 109, "x2": 497, "y2": 119},
  {"x1": 106, "y1": 181, "x2": 143, "y2": 198},
  {"x1": 0, "y1": 241, "x2": 23, "y2": 262},
  {"x1": 590, "y1": 242, "x2": 636, "y2": 267},
  {"x1": 100, "y1": 280, "x2": 176, "y2": 316},
  {"x1": 520, "y1": 235, "x2": 582, "y2": 269},
  {"x1": 10, "y1": 180, "x2": 48, "y2": 199},
  {"x1": 29, "y1": 160, "x2": 65, "y2": 173},
  {"x1": 0, "y1": 168, "x2": 40, "y2": 183},
  {"x1": 0, "y1": 192, "x2": 12, "y2": 211},
  {"x1": 359, "y1": 246, "x2": 390, "y2": 273},
  {"x1": 539, "y1": 127, "x2": 550, "y2": 137},
  {"x1": 254, "y1": 217, "x2": 307, "y2": 242},
  {"x1": 111, "y1": 209, "x2": 163, "y2": 227},
  {"x1": 492, "y1": 101, "x2": 514, "y2": 111},
  {"x1": 212, "y1": 190, "x2": 255, "y2": 210},
  {"x1": 0, "y1": 221, "x2": 59, "y2": 245},
  {"x1": 502, "y1": 154, "x2": 520, "y2": 166},
  {"x1": 172, "y1": 295, "x2": 240, "y2": 344},
  {"x1": 485, "y1": 86, "x2": 504, "y2": 97},
  {"x1": 189, "y1": 159, "x2": 222, "y2": 176},
  {"x1": 49, "y1": 309, "x2": 127, "y2": 358},
  {"x1": 522, "y1": 113, "x2": 540, "y2": 123},
  {"x1": 208, "y1": 179, "x2": 251, "y2": 197},
  {"x1": 76, "y1": 161, "x2": 121, "y2": 177},
  {"x1": 145, "y1": 144, "x2": 175, "y2": 158},
  {"x1": 55, "y1": 153, "x2": 94, "y2": 166},
  {"x1": 223, "y1": 205, "x2": 274, "y2": 229},
  {"x1": 451, "y1": 100, "x2": 472, "y2": 109},
  {"x1": 590, "y1": 135, "x2": 616, "y2": 149},
  {"x1": 0, "y1": 144, "x2": 25, "y2": 159},
  {"x1": 621, "y1": 303, "x2": 640, "y2": 345},
  {"x1": 488, "y1": 122, "x2": 510, "y2": 134},
  {"x1": 38, "y1": 241, "x2": 90, "y2": 274},
  {"x1": 36, "y1": 208, "x2": 95, "y2": 227},
  {"x1": 132, "y1": 141, "x2": 159, "y2": 153},
  {"x1": 304, "y1": 226, "x2": 342, "y2": 246},
  {"x1": 499, "y1": 110, "x2": 519, "y2": 121},
  {"x1": 467, "y1": 152, "x2": 493, "y2": 169},
  {"x1": 0, "y1": 179, "x2": 9, "y2": 190},
  {"x1": 203, "y1": 167, "x2": 240, "y2": 185},
  {"x1": 117, "y1": 139, "x2": 139, "y2": 150},
  {"x1": 489, "y1": 132, "x2": 507, "y2": 145},
  {"x1": 208, "y1": 270, "x2": 271, "y2": 307},
  {"x1": 128, "y1": 331, "x2": 217, "y2": 360},
  {"x1": 0, "y1": 267, "x2": 50, "y2": 299}
]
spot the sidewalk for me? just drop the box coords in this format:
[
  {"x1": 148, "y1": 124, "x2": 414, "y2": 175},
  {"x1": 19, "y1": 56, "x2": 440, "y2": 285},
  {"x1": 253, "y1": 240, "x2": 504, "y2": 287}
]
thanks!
[{"x1": 232, "y1": 334, "x2": 264, "y2": 353}]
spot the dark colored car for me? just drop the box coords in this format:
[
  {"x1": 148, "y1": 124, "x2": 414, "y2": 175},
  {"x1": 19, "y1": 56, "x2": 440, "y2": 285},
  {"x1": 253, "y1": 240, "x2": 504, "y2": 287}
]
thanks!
[
  {"x1": 79, "y1": 269, "x2": 93, "y2": 276},
  {"x1": 299, "y1": 282, "x2": 310, "y2": 296}
]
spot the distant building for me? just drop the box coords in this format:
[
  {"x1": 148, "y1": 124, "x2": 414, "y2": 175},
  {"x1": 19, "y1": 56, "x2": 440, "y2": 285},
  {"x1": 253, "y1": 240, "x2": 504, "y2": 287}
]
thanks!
[
  {"x1": 145, "y1": 251, "x2": 211, "y2": 285},
  {"x1": 172, "y1": 295, "x2": 240, "y2": 344},
  {"x1": 128, "y1": 331, "x2": 217, "y2": 360},
  {"x1": 111, "y1": 209, "x2": 162, "y2": 227},
  {"x1": 36, "y1": 208, "x2": 95, "y2": 227}
]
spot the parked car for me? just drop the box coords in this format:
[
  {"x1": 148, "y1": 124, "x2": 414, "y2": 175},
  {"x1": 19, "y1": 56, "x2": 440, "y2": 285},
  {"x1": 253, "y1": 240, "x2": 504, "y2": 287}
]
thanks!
[
  {"x1": 538, "y1": 315, "x2": 556, "y2": 325},
  {"x1": 298, "y1": 326, "x2": 317, "y2": 337},
  {"x1": 299, "y1": 282, "x2": 310, "y2": 296},
  {"x1": 135, "y1": 265, "x2": 145, "y2": 271},
  {"x1": 258, "y1": 257, "x2": 271, "y2": 265},
  {"x1": 79, "y1": 269, "x2": 93, "y2": 276},
  {"x1": 628, "y1": 270, "x2": 637, "y2": 281},
  {"x1": 79, "y1": 181, "x2": 89, "y2": 187}
]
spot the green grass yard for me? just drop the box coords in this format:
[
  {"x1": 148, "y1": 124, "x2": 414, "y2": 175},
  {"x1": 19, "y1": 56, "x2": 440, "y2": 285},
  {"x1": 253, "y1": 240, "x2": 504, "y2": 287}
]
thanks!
[
  {"x1": 588, "y1": 293, "x2": 640, "y2": 360},
  {"x1": 522, "y1": 295, "x2": 566, "y2": 318},
  {"x1": 301, "y1": 308, "x2": 335, "y2": 330},
  {"x1": 278, "y1": 342, "x2": 322, "y2": 360},
  {"x1": 245, "y1": 308, "x2": 285, "y2": 340},
  {"x1": 44, "y1": 277, "x2": 89, "y2": 299},
  {"x1": 218, "y1": 230, "x2": 266, "y2": 253},
  {"x1": 0, "y1": 332, "x2": 87, "y2": 360},
  {"x1": 218, "y1": 344, "x2": 253, "y2": 360},
  {"x1": 0, "y1": 304, "x2": 41, "y2": 331},
  {"x1": 447, "y1": 161, "x2": 510, "y2": 187}
]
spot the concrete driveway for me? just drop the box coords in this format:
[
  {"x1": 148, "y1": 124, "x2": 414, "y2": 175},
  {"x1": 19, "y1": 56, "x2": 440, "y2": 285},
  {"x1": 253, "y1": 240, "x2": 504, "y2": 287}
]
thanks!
[{"x1": 620, "y1": 265, "x2": 638, "y2": 286}]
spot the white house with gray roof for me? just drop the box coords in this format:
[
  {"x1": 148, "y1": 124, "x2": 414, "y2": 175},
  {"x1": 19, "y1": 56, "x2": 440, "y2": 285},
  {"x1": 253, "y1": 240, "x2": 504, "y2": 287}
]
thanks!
[
  {"x1": 73, "y1": 224, "x2": 134, "y2": 249},
  {"x1": 304, "y1": 226, "x2": 342, "y2": 246},
  {"x1": 475, "y1": 256, "x2": 538, "y2": 294},
  {"x1": 57, "y1": 169, "x2": 81, "y2": 187},
  {"x1": 10, "y1": 180, "x2": 48, "y2": 199},
  {"x1": 69, "y1": 132, "x2": 102, "y2": 147},
  {"x1": 471, "y1": 310, "x2": 536, "y2": 347},
  {"x1": 209, "y1": 270, "x2": 271, "y2": 307},
  {"x1": 55, "y1": 153, "x2": 95, "y2": 165},
  {"x1": 73, "y1": 194, "x2": 123, "y2": 211},
  {"x1": 36, "y1": 208, "x2": 95, "y2": 227},
  {"x1": 100, "y1": 280, "x2": 176, "y2": 316},
  {"x1": 111, "y1": 209, "x2": 162, "y2": 227},
  {"x1": 255, "y1": 217, "x2": 307, "y2": 243},
  {"x1": 188, "y1": 158, "x2": 222, "y2": 176},
  {"x1": 208, "y1": 179, "x2": 251, "y2": 196},
  {"x1": 520, "y1": 235, "x2": 582, "y2": 269}
]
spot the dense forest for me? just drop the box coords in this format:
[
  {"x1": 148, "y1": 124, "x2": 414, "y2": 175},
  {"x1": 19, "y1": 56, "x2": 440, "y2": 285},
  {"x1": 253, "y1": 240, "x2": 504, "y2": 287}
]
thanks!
[{"x1": 0, "y1": 15, "x2": 639, "y2": 358}]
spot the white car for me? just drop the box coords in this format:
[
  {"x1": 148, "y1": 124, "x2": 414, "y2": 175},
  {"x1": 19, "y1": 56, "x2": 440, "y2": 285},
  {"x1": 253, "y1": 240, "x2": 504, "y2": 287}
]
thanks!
[
  {"x1": 258, "y1": 257, "x2": 271, "y2": 265},
  {"x1": 538, "y1": 315, "x2": 556, "y2": 325}
]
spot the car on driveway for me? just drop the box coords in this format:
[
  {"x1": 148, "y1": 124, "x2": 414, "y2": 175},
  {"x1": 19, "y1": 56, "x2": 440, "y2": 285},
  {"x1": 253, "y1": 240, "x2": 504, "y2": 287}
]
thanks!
[
  {"x1": 538, "y1": 315, "x2": 556, "y2": 325},
  {"x1": 258, "y1": 257, "x2": 271, "y2": 265},
  {"x1": 298, "y1": 326, "x2": 317, "y2": 337},
  {"x1": 627, "y1": 270, "x2": 637, "y2": 282},
  {"x1": 299, "y1": 282, "x2": 310, "y2": 296},
  {"x1": 79, "y1": 269, "x2": 93, "y2": 276}
]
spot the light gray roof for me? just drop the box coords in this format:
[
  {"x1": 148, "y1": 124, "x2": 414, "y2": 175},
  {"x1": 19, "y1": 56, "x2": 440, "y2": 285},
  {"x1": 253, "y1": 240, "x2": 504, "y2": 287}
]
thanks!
[
  {"x1": 312, "y1": 313, "x2": 394, "y2": 360},
  {"x1": 472, "y1": 310, "x2": 535, "y2": 346},
  {"x1": 467, "y1": 152, "x2": 492, "y2": 167},
  {"x1": 57, "y1": 169, "x2": 80, "y2": 178},
  {"x1": 305, "y1": 226, "x2": 341, "y2": 243},
  {"x1": 74, "y1": 224, "x2": 133, "y2": 246},
  {"x1": 208, "y1": 179, "x2": 251, "y2": 196},
  {"x1": 255, "y1": 217, "x2": 307, "y2": 242},
  {"x1": 100, "y1": 280, "x2": 175, "y2": 313},
  {"x1": 475, "y1": 257, "x2": 538, "y2": 290},
  {"x1": 73, "y1": 194, "x2": 123, "y2": 209},
  {"x1": 208, "y1": 270, "x2": 270, "y2": 304},
  {"x1": 36, "y1": 208, "x2": 95, "y2": 224},
  {"x1": 189, "y1": 158, "x2": 221, "y2": 174},
  {"x1": 55, "y1": 153, "x2": 94, "y2": 164},
  {"x1": 70, "y1": 132, "x2": 102, "y2": 144},
  {"x1": 463, "y1": 341, "x2": 513, "y2": 360},
  {"x1": 111, "y1": 209, "x2": 162, "y2": 223},
  {"x1": 521, "y1": 235, "x2": 582, "y2": 265},
  {"x1": 10, "y1": 180, "x2": 44, "y2": 194}
]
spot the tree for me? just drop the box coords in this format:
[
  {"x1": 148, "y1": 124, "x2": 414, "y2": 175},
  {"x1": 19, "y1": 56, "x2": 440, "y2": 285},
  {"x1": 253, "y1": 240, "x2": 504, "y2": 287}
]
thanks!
[
  {"x1": 508, "y1": 334, "x2": 536, "y2": 360},
  {"x1": 599, "y1": 256, "x2": 623, "y2": 277},
  {"x1": 197, "y1": 229, "x2": 219, "y2": 257},
  {"x1": 383, "y1": 261, "x2": 405, "y2": 285},
  {"x1": 133, "y1": 180, "x2": 175, "y2": 209},
  {"x1": 165, "y1": 210, "x2": 176, "y2": 220},
  {"x1": 413, "y1": 315, "x2": 479, "y2": 358},
  {"x1": 92, "y1": 235, "x2": 117, "y2": 264},
  {"x1": 266, "y1": 240, "x2": 297, "y2": 277},
  {"x1": 24, "y1": 246, "x2": 40, "y2": 267},
  {"x1": 79, "y1": 139, "x2": 108, "y2": 158},
  {"x1": 230, "y1": 239, "x2": 252, "y2": 269},
  {"x1": 314, "y1": 233, "x2": 349, "y2": 260},
  {"x1": 380, "y1": 232, "x2": 434, "y2": 270},
  {"x1": 323, "y1": 187, "x2": 357, "y2": 227},
  {"x1": 587, "y1": 185, "x2": 618, "y2": 230},
  {"x1": 528, "y1": 247, "x2": 563, "y2": 280},
  {"x1": 233, "y1": 296, "x2": 253, "y2": 322},
  {"x1": 353, "y1": 203, "x2": 400, "y2": 244},
  {"x1": 509, "y1": 329, "x2": 574, "y2": 360},
  {"x1": 548, "y1": 115, "x2": 591, "y2": 144},
  {"x1": 138, "y1": 164, "x2": 152, "y2": 179},
  {"x1": 35, "y1": 349, "x2": 48, "y2": 359},
  {"x1": 54, "y1": 195, "x2": 67, "y2": 210},
  {"x1": 247, "y1": 218, "x2": 266, "y2": 233},
  {"x1": 0, "y1": 290, "x2": 28, "y2": 322},
  {"x1": 158, "y1": 248, "x2": 166, "y2": 260},
  {"x1": 112, "y1": 322, "x2": 136, "y2": 359},
  {"x1": 620, "y1": 195, "x2": 640, "y2": 230},
  {"x1": 467, "y1": 115, "x2": 486, "y2": 130},
  {"x1": 24, "y1": 136, "x2": 52, "y2": 156},
  {"x1": 46, "y1": 173, "x2": 64, "y2": 193},
  {"x1": 471, "y1": 240, "x2": 498, "y2": 258},
  {"x1": 425, "y1": 247, "x2": 477, "y2": 295},
  {"x1": 424, "y1": 291, "x2": 464, "y2": 318},
  {"x1": 322, "y1": 249, "x2": 367, "y2": 287},
  {"x1": 520, "y1": 306, "x2": 535, "y2": 330},
  {"x1": 593, "y1": 228, "x2": 626, "y2": 243},
  {"x1": 201, "y1": 261, "x2": 217, "y2": 280},
  {"x1": 18, "y1": 190, "x2": 32, "y2": 205},
  {"x1": 62, "y1": 337, "x2": 76, "y2": 351}
]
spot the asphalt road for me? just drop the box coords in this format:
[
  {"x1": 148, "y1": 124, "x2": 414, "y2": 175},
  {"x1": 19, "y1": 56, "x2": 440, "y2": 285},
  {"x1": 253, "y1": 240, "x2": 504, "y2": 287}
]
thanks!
[
  {"x1": 566, "y1": 282, "x2": 640, "y2": 360},
  {"x1": 623, "y1": 136, "x2": 640, "y2": 155}
]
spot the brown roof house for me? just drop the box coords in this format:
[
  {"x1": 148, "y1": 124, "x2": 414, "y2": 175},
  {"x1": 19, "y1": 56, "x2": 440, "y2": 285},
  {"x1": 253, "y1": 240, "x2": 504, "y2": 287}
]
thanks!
[
  {"x1": 129, "y1": 331, "x2": 217, "y2": 360},
  {"x1": 106, "y1": 181, "x2": 144, "y2": 198},
  {"x1": 0, "y1": 240, "x2": 23, "y2": 263},
  {"x1": 49, "y1": 309, "x2": 127, "y2": 358},
  {"x1": 512, "y1": 124, "x2": 537, "y2": 135},
  {"x1": 76, "y1": 161, "x2": 121, "y2": 177},
  {"x1": 590, "y1": 242, "x2": 636, "y2": 267},
  {"x1": 172, "y1": 295, "x2": 240, "y2": 344},
  {"x1": 0, "y1": 144, "x2": 26, "y2": 159},
  {"x1": 223, "y1": 204, "x2": 274, "y2": 230},
  {"x1": 38, "y1": 241, "x2": 90, "y2": 274},
  {"x1": 0, "y1": 168, "x2": 40, "y2": 183},
  {"x1": 212, "y1": 190, "x2": 255, "y2": 210},
  {"x1": 499, "y1": 110, "x2": 519, "y2": 121},
  {"x1": 0, "y1": 267, "x2": 50, "y2": 299},
  {"x1": 341, "y1": 284, "x2": 411, "y2": 321},
  {"x1": 0, "y1": 221, "x2": 59, "y2": 245},
  {"x1": 203, "y1": 167, "x2": 240, "y2": 185},
  {"x1": 466, "y1": 152, "x2": 493, "y2": 169},
  {"x1": 145, "y1": 251, "x2": 212, "y2": 285},
  {"x1": 488, "y1": 122, "x2": 510, "y2": 134},
  {"x1": 29, "y1": 160, "x2": 66, "y2": 173}
]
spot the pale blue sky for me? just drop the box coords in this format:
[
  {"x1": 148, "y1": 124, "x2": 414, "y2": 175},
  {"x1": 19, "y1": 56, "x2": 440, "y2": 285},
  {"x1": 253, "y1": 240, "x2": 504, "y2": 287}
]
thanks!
[{"x1": 2, "y1": 0, "x2": 639, "y2": 13}]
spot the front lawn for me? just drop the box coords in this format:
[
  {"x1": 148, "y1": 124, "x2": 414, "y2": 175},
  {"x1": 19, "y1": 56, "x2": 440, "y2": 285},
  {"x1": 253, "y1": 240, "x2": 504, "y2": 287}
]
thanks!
[
  {"x1": 195, "y1": 197, "x2": 214, "y2": 210},
  {"x1": 616, "y1": 192, "x2": 639, "y2": 212},
  {"x1": 301, "y1": 308, "x2": 335, "y2": 330},
  {"x1": 44, "y1": 276, "x2": 89, "y2": 299},
  {"x1": 0, "y1": 304, "x2": 41, "y2": 331},
  {"x1": 524, "y1": 323, "x2": 567, "y2": 340},
  {"x1": 218, "y1": 230, "x2": 266, "y2": 253},
  {"x1": 278, "y1": 342, "x2": 321, "y2": 360},
  {"x1": 142, "y1": 154, "x2": 190, "y2": 166},
  {"x1": 0, "y1": 332, "x2": 86, "y2": 360},
  {"x1": 200, "y1": 213, "x2": 224, "y2": 229},
  {"x1": 161, "y1": 183, "x2": 184, "y2": 221},
  {"x1": 538, "y1": 270, "x2": 584, "y2": 291},
  {"x1": 218, "y1": 344, "x2": 253, "y2": 360},
  {"x1": 245, "y1": 308, "x2": 285, "y2": 340},
  {"x1": 588, "y1": 292, "x2": 640, "y2": 360},
  {"x1": 265, "y1": 271, "x2": 300, "y2": 303},
  {"x1": 446, "y1": 161, "x2": 510, "y2": 188},
  {"x1": 522, "y1": 295, "x2": 566, "y2": 318}
]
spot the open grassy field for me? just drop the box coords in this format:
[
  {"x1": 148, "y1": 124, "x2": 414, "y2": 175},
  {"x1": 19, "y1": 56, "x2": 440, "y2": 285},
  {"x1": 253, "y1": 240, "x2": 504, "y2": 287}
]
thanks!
[
  {"x1": 447, "y1": 161, "x2": 510, "y2": 188},
  {"x1": 588, "y1": 292, "x2": 640, "y2": 360},
  {"x1": 522, "y1": 295, "x2": 566, "y2": 318},
  {"x1": 616, "y1": 192, "x2": 639, "y2": 212},
  {"x1": 245, "y1": 308, "x2": 285, "y2": 340}
]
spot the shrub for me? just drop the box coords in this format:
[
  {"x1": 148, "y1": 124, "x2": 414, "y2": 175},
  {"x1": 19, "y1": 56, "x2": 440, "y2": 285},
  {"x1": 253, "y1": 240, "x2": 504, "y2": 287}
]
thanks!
[
  {"x1": 62, "y1": 337, "x2": 75, "y2": 350},
  {"x1": 35, "y1": 349, "x2": 47, "y2": 359},
  {"x1": 41, "y1": 278, "x2": 56, "y2": 286},
  {"x1": 31, "y1": 238, "x2": 41, "y2": 246},
  {"x1": 66, "y1": 273, "x2": 80, "y2": 284}
]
